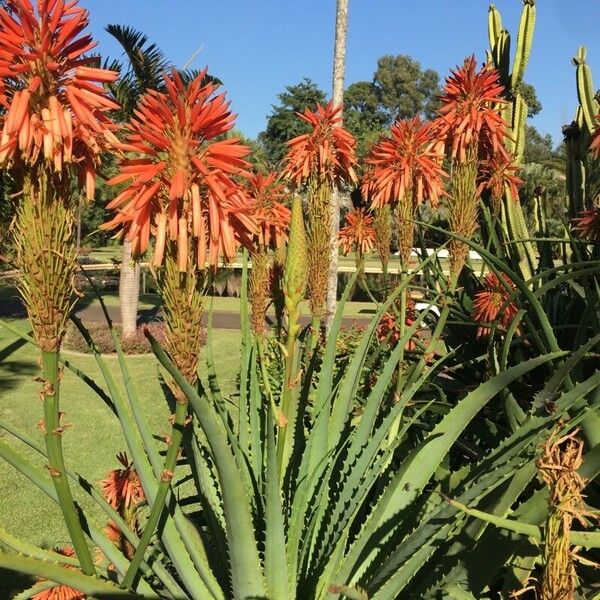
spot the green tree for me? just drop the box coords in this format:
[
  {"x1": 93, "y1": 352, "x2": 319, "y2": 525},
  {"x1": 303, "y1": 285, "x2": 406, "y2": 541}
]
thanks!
[
  {"x1": 259, "y1": 78, "x2": 327, "y2": 165},
  {"x1": 519, "y1": 81, "x2": 543, "y2": 117},
  {"x1": 373, "y1": 54, "x2": 440, "y2": 121},
  {"x1": 524, "y1": 125, "x2": 555, "y2": 165},
  {"x1": 344, "y1": 80, "x2": 388, "y2": 158},
  {"x1": 343, "y1": 55, "x2": 440, "y2": 158}
]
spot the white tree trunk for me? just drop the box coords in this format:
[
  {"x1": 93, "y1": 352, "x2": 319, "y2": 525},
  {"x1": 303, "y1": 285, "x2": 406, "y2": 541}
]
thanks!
[
  {"x1": 119, "y1": 239, "x2": 140, "y2": 339},
  {"x1": 326, "y1": 0, "x2": 349, "y2": 332}
]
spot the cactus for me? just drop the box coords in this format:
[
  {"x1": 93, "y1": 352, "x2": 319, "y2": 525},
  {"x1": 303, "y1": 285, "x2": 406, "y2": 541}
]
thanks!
[
  {"x1": 574, "y1": 46, "x2": 599, "y2": 135},
  {"x1": 566, "y1": 47, "x2": 599, "y2": 218},
  {"x1": 488, "y1": 1, "x2": 538, "y2": 279}
]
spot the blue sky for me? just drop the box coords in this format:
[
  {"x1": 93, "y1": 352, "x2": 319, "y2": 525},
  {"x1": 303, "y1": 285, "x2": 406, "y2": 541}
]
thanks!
[{"x1": 84, "y1": 1, "x2": 600, "y2": 146}]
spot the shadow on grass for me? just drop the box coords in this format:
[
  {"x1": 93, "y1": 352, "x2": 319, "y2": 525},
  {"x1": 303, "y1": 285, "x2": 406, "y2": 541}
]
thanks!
[
  {"x1": 0, "y1": 335, "x2": 37, "y2": 393},
  {"x1": 0, "y1": 567, "x2": 35, "y2": 598}
]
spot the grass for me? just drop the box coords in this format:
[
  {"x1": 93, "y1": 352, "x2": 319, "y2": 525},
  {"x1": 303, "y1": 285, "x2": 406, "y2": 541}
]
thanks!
[{"x1": 0, "y1": 317, "x2": 242, "y2": 594}]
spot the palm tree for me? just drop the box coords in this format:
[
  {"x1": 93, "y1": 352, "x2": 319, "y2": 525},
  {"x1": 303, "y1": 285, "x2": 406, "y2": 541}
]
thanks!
[{"x1": 326, "y1": 0, "x2": 350, "y2": 331}]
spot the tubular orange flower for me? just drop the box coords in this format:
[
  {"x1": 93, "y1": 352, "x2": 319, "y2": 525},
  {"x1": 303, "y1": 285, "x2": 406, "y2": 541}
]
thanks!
[
  {"x1": 100, "y1": 452, "x2": 145, "y2": 510},
  {"x1": 376, "y1": 298, "x2": 419, "y2": 351},
  {"x1": 572, "y1": 207, "x2": 600, "y2": 242},
  {"x1": 32, "y1": 546, "x2": 84, "y2": 600},
  {"x1": 0, "y1": 0, "x2": 119, "y2": 198},
  {"x1": 472, "y1": 272, "x2": 519, "y2": 338},
  {"x1": 361, "y1": 116, "x2": 446, "y2": 209},
  {"x1": 339, "y1": 207, "x2": 376, "y2": 255},
  {"x1": 283, "y1": 101, "x2": 357, "y2": 187},
  {"x1": 590, "y1": 114, "x2": 600, "y2": 157},
  {"x1": 243, "y1": 172, "x2": 290, "y2": 250},
  {"x1": 477, "y1": 151, "x2": 523, "y2": 215},
  {"x1": 433, "y1": 56, "x2": 508, "y2": 162},
  {"x1": 103, "y1": 69, "x2": 256, "y2": 271}
]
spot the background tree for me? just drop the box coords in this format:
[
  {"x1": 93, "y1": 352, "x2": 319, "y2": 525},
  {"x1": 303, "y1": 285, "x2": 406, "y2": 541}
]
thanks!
[
  {"x1": 259, "y1": 78, "x2": 327, "y2": 165},
  {"x1": 519, "y1": 81, "x2": 543, "y2": 117},
  {"x1": 344, "y1": 80, "x2": 389, "y2": 158},
  {"x1": 373, "y1": 54, "x2": 440, "y2": 121},
  {"x1": 344, "y1": 54, "x2": 440, "y2": 159}
]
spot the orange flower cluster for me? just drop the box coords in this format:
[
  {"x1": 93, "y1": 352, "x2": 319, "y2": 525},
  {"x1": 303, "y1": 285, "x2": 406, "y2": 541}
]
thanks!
[
  {"x1": 32, "y1": 545, "x2": 84, "y2": 600},
  {"x1": 590, "y1": 115, "x2": 600, "y2": 156},
  {"x1": 433, "y1": 56, "x2": 508, "y2": 163},
  {"x1": 243, "y1": 172, "x2": 290, "y2": 250},
  {"x1": 339, "y1": 207, "x2": 376, "y2": 255},
  {"x1": 284, "y1": 101, "x2": 357, "y2": 187},
  {"x1": 362, "y1": 116, "x2": 446, "y2": 208},
  {"x1": 376, "y1": 298, "x2": 419, "y2": 351},
  {"x1": 100, "y1": 452, "x2": 145, "y2": 510},
  {"x1": 103, "y1": 69, "x2": 256, "y2": 271},
  {"x1": 572, "y1": 208, "x2": 600, "y2": 242},
  {"x1": 0, "y1": 0, "x2": 119, "y2": 198},
  {"x1": 472, "y1": 272, "x2": 519, "y2": 338},
  {"x1": 477, "y1": 152, "x2": 523, "y2": 207}
]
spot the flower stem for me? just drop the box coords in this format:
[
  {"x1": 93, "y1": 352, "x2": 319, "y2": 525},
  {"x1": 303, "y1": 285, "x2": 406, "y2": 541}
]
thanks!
[
  {"x1": 120, "y1": 398, "x2": 188, "y2": 590},
  {"x1": 41, "y1": 349, "x2": 96, "y2": 576}
]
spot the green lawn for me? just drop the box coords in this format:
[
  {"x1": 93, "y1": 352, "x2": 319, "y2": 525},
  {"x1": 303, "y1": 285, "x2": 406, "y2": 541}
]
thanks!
[{"x1": 0, "y1": 319, "x2": 242, "y2": 595}]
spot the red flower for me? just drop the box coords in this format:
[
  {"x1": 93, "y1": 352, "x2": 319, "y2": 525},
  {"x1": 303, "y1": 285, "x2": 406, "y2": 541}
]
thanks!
[
  {"x1": 477, "y1": 151, "x2": 522, "y2": 205},
  {"x1": 243, "y1": 172, "x2": 290, "y2": 250},
  {"x1": 284, "y1": 101, "x2": 357, "y2": 187},
  {"x1": 376, "y1": 299, "x2": 419, "y2": 351},
  {"x1": 572, "y1": 207, "x2": 600, "y2": 242},
  {"x1": 433, "y1": 56, "x2": 508, "y2": 162},
  {"x1": 590, "y1": 114, "x2": 600, "y2": 157},
  {"x1": 339, "y1": 208, "x2": 376, "y2": 255},
  {"x1": 100, "y1": 452, "x2": 145, "y2": 510},
  {"x1": 472, "y1": 272, "x2": 519, "y2": 338},
  {"x1": 103, "y1": 69, "x2": 256, "y2": 271},
  {"x1": 0, "y1": 0, "x2": 119, "y2": 198},
  {"x1": 32, "y1": 546, "x2": 84, "y2": 600},
  {"x1": 361, "y1": 117, "x2": 446, "y2": 208}
]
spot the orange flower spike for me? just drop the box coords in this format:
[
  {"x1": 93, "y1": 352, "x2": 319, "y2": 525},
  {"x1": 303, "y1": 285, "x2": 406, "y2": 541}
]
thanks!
[
  {"x1": 572, "y1": 208, "x2": 600, "y2": 242},
  {"x1": 472, "y1": 272, "x2": 519, "y2": 338},
  {"x1": 0, "y1": 0, "x2": 119, "y2": 195},
  {"x1": 243, "y1": 172, "x2": 290, "y2": 250},
  {"x1": 433, "y1": 56, "x2": 508, "y2": 162},
  {"x1": 339, "y1": 208, "x2": 376, "y2": 255},
  {"x1": 104, "y1": 69, "x2": 254, "y2": 270},
  {"x1": 100, "y1": 452, "x2": 145, "y2": 510},
  {"x1": 284, "y1": 101, "x2": 357, "y2": 187},
  {"x1": 362, "y1": 116, "x2": 447, "y2": 208},
  {"x1": 477, "y1": 151, "x2": 522, "y2": 207},
  {"x1": 591, "y1": 115, "x2": 600, "y2": 156}
]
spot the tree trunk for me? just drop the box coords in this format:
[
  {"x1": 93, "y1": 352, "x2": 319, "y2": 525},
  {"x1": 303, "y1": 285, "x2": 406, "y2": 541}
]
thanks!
[
  {"x1": 119, "y1": 239, "x2": 140, "y2": 339},
  {"x1": 325, "y1": 0, "x2": 349, "y2": 332}
]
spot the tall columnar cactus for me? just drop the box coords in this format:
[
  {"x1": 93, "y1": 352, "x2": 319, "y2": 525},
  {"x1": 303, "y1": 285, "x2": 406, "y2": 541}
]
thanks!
[
  {"x1": 565, "y1": 47, "x2": 599, "y2": 218},
  {"x1": 488, "y1": 1, "x2": 537, "y2": 279}
]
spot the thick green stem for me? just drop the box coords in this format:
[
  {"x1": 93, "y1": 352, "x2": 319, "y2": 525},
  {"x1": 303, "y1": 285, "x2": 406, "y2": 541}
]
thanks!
[
  {"x1": 41, "y1": 350, "x2": 96, "y2": 576},
  {"x1": 121, "y1": 399, "x2": 188, "y2": 590}
]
